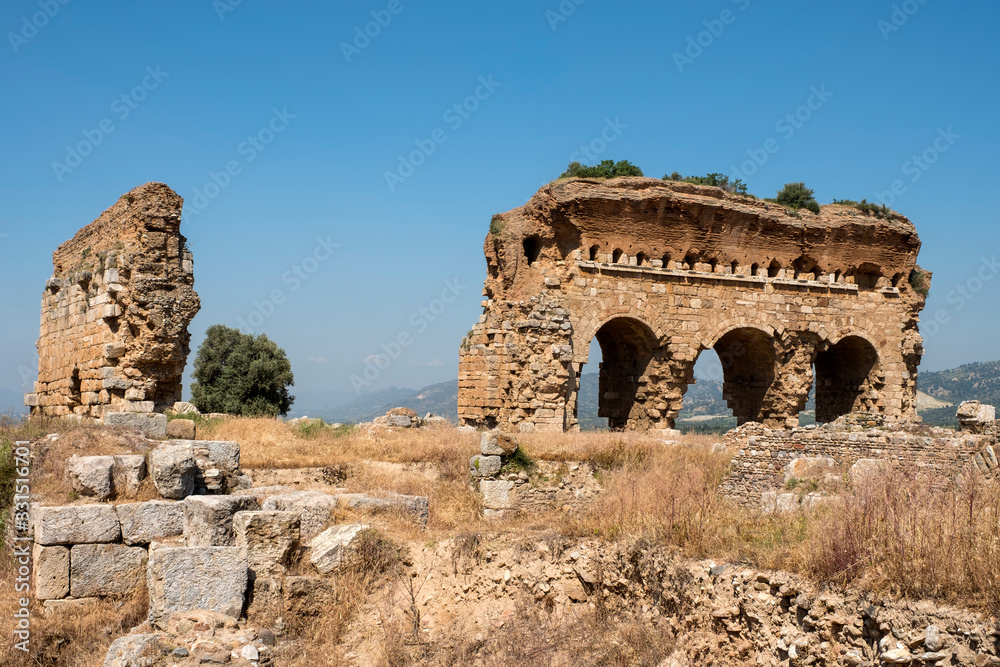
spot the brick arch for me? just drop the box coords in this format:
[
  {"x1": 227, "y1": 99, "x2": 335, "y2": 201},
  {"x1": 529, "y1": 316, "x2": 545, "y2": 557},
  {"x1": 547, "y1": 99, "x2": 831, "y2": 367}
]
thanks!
[
  {"x1": 699, "y1": 319, "x2": 778, "y2": 352},
  {"x1": 571, "y1": 306, "x2": 664, "y2": 364}
]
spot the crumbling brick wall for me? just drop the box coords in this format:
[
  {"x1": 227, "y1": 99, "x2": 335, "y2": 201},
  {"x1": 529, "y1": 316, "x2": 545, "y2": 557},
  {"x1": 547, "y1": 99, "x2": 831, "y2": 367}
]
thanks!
[
  {"x1": 25, "y1": 183, "x2": 200, "y2": 417},
  {"x1": 459, "y1": 178, "x2": 929, "y2": 433}
]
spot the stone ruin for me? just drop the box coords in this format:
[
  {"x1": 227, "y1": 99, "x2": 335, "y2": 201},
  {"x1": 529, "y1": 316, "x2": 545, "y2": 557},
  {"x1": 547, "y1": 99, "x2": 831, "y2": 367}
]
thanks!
[
  {"x1": 24, "y1": 182, "x2": 200, "y2": 420},
  {"x1": 459, "y1": 177, "x2": 930, "y2": 433}
]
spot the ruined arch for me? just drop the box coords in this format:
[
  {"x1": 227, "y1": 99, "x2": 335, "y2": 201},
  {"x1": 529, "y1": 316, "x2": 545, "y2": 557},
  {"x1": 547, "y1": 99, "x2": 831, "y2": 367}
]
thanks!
[
  {"x1": 707, "y1": 328, "x2": 777, "y2": 425},
  {"x1": 589, "y1": 317, "x2": 658, "y2": 430},
  {"x1": 814, "y1": 335, "x2": 882, "y2": 422}
]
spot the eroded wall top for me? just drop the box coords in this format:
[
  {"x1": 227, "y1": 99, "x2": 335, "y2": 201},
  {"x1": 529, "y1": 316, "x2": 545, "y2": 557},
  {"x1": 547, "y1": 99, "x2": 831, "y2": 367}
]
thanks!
[{"x1": 27, "y1": 182, "x2": 200, "y2": 418}]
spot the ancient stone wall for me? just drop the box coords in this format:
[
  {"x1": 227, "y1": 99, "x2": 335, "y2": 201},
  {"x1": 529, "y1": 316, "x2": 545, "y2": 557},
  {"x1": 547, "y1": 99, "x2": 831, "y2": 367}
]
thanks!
[
  {"x1": 25, "y1": 183, "x2": 200, "y2": 417},
  {"x1": 459, "y1": 178, "x2": 930, "y2": 433},
  {"x1": 720, "y1": 420, "x2": 997, "y2": 506}
]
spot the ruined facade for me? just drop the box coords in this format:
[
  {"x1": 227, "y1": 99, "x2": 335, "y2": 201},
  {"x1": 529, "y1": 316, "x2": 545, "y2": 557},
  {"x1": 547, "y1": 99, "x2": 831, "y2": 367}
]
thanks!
[
  {"x1": 26, "y1": 182, "x2": 200, "y2": 418},
  {"x1": 458, "y1": 178, "x2": 929, "y2": 432}
]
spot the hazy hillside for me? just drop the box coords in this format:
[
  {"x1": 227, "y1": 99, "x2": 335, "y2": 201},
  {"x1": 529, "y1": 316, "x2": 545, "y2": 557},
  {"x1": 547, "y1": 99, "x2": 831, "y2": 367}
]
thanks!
[{"x1": 919, "y1": 361, "x2": 1000, "y2": 426}]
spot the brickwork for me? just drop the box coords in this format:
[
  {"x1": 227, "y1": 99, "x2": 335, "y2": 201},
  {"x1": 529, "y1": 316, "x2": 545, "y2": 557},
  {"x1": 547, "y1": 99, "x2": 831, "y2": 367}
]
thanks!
[
  {"x1": 459, "y1": 178, "x2": 930, "y2": 432},
  {"x1": 25, "y1": 183, "x2": 200, "y2": 417}
]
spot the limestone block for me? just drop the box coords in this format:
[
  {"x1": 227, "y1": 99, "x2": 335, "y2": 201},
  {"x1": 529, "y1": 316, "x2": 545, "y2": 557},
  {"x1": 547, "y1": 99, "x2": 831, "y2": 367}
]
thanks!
[
  {"x1": 339, "y1": 493, "x2": 429, "y2": 525},
  {"x1": 117, "y1": 500, "x2": 185, "y2": 545},
  {"x1": 65, "y1": 455, "x2": 114, "y2": 500},
  {"x1": 43, "y1": 597, "x2": 99, "y2": 616},
  {"x1": 957, "y1": 401, "x2": 996, "y2": 433},
  {"x1": 261, "y1": 491, "x2": 338, "y2": 540},
  {"x1": 171, "y1": 401, "x2": 200, "y2": 415},
  {"x1": 849, "y1": 458, "x2": 891, "y2": 484},
  {"x1": 233, "y1": 510, "x2": 300, "y2": 577},
  {"x1": 112, "y1": 455, "x2": 147, "y2": 496},
  {"x1": 480, "y1": 480, "x2": 515, "y2": 510},
  {"x1": 102, "y1": 634, "x2": 167, "y2": 667},
  {"x1": 783, "y1": 456, "x2": 835, "y2": 482},
  {"x1": 481, "y1": 430, "x2": 518, "y2": 455},
  {"x1": 169, "y1": 439, "x2": 240, "y2": 474},
  {"x1": 149, "y1": 444, "x2": 197, "y2": 499},
  {"x1": 282, "y1": 576, "x2": 334, "y2": 618},
  {"x1": 388, "y1": 414, "x2": 412, "y2": 428},
  {"x1": 70, "y1": 543, "x2": 148, "y2": 597},
  {"x1": 103, "y1": 412, "x2": 167, "y2": 438},
  {"x1": 775, "y1": 493, "x2": 799, "y2": 514},
  {"x1": 470, "y1": 454, "x2": 501, "y2": 478},
  {"x1": 245, "y1": 577, "x2": 282, "y2": 625},
  {"x1": 183, "y1": 495, "x2": 259, "y2": 547},
  {"x1": 33, "y1": 544, "x2": 69, "y2": 600},
  {"x1": 165, "y1": 419, "x2": 195, "y2": 440},
  {"x1": 34, "y1": 505, "x2": 121, "y2": 545},
  {"x1": 146, "y1": 546, "x2": 248, "y2": 628},
  {"x1": 309, "y1": 524, "x2": 369, "y2": 575}
]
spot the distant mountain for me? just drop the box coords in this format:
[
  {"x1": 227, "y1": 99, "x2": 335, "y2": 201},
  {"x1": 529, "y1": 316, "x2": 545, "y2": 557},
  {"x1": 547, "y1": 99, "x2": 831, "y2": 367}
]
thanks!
[
  {"x1": 0, "y1": 389, "x2": 27, "y2": 417},
  {"x1": 287, "y1": 389, "x2": 358, "y2": 419},
  {"x1": 918, "y1": 361, "x2": 1000, "y2": 426}
]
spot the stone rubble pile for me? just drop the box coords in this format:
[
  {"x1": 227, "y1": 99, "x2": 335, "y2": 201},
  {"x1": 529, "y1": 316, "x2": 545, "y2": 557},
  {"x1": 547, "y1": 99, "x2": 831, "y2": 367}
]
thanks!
[{"x1": 365, "y1": 407, "x2": 450, "y2": 430}]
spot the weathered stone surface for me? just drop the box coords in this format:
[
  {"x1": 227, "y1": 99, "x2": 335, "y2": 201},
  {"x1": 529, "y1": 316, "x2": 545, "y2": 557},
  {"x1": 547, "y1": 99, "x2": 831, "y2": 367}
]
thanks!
[
  {"x1": 282, "y1": 576, "x2": 334, "y2": 617},
  {"x1": 117, "y1": 500, "x2": 185, "y2": 545},
  {"x1": 309, "y1": 524, "x2": 369, "y2": 574},
  {"x1": 183, "y1": 495, "x2": 259, "y2": 547},
  {"x1": 43, "y1": 597, "x2": 99, "y2": 615},
  {"x1": 165, "y1": 418, "x2": 196, "y2": 440},
  {"x1": 34, "y1": 505, "x2": 121, "y2": 545},
  {"x1": 102, "y1": 633, "x2": 166, "y2": 667},
  {"x1": 783, "y1": 456, "x2": 835, "y2": 482},
  {"x1": 64, "y1": 455, "x2": 114, "y2": 500},
  {"x1": 481, "y1": 431, "x2": 518, "y2": 456},
  {"x1": 70, "y1": 543, "x2": 147, "y2": 597},
  {"x1": 458, "y1": 178, "x2": 928, "y2": 433},
  {"x1": 246, "y1": 577, "x2": 283, "y2": 625},
  {"x1": 480, "y1": 480, "x2": 515, "y2": 510},
  {"x1": 261, "y1": 491, "x2": 338, "y2": 540},
  {"x1": 233, "y1": 510, "x2": 300, "y2": 577},
  {"x1": 849, "y1": 458, "x2": 892, "y2": 484},
  {"x1": 103, "y1": 412, "x2": 168, "y2": 438},
  {"x1": 957, "y1": 400, "x2": 996, "y2": 433},
  {"x1": 33, "y1": 544, "x2": 69, "y2": 600},
  {"x1": 339, "y1": 493, "x2": 430, "y2": 525},
  {"x1": 172, "y1": 401, "x2": 200, "y2": 415},
  {"x1": 112, "y1": 454, "x2": 147, "y2": 496},
  {"x1": 146, "y1": 546, "x2": 248, "y2": 627},
  {"x1": 149, "y1": 444, "x2": 197, "y2": 499},
  {"x1": 28, "y1": 183, "x2": 200, "y2": 419},
  {"x1": 470, "y1": 455, "x2": 502, "y2": 478}
]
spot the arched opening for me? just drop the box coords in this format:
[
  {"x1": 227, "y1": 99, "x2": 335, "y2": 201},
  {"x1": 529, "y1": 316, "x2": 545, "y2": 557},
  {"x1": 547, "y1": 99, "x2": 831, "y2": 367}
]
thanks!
[
  {"x1": 635, "y1": 252, "x2": 647, "y2": 266},
  {"x1": 612, "y1": 249, "x2": 624, "y2": 264},
  {"x1": 661, "y1": 254, "x2": 671, "y2": 269},
  {"x1": 851, "y1": 263, "x2": 882, "y2": 291},
  {"x1": 891, "y1": 272, "x2": 903, "y2": 287},
  {"x1": 834, "y1": 270, "x2": 842, "y2": 282},
  {"x1": 730, "y1": 260, "x2": 739, "y2": 275},
  {"x1": 522, "y1": 236, "x2": 541, "y2": 266},
  {"x1": 814, "y1": 336, "x2": 881, "y2": 422},
  {"x1": 711, "y1": 328, "x2": 777, "y2": 425},
  {"x1": 589, "y1": 244, "x2": 599, "y2": 261},
  {"x1": 68, "y1": 366, "x2": 81, "y2": 407},
  {"x1": 709, "y1": 259, "x2": 718, "y2": 273},
  {"x1": 751, "y1": 262, "x2": 760, "y2": 277},
  {"x1": 589, "y1": 318, "x2": 657, "y2": 431},
  {"x1": 684, "y1": 253, "x2": 697, "y2": 270},
  {"x1": 768, "y1": 260, "x2": 781, "y2": 278}
]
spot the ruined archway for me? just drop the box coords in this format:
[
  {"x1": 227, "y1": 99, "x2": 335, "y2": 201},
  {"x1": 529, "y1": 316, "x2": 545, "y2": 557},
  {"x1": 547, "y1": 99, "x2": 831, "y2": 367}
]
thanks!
[
  {"x1": 709, "y1": 328, "x2": 777, "y2": 425},
  {"x1": 591, "y1": 317, "x2": 657, "y2": 430},
  {"x1": 814, "y1": 336, "x2": 882, "y2": 422}
]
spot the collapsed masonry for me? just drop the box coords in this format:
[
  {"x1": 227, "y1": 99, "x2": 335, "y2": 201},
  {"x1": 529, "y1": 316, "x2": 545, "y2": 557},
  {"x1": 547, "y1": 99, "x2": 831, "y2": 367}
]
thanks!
[
  {"x1": 25, "y1": 182, "x2": 200, "y2": 418},
  {"x1": 459, "y1": 178, "x2": 930, "y2": 433}
]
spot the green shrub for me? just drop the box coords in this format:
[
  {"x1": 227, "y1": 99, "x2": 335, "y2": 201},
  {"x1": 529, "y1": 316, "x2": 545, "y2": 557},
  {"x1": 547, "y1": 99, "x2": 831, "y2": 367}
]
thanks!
[
  {"x1": 489, "y1": 214, "x2": 505, "y2": 237},
  {"x1": 560, "y1": 160, "x2": 644, "y2": 179},
  {"x1": 190, "y1": 324, "x2": 295, "y2": 417},
  {"x1": 776, "y1": 182, "x2": 821, "y2": 214},
  {"x1": 665, "y1": 171, "x2": 749, "y2": 196},
  {"x1": 909, "y1": 268, "x2": 930, "y2": 296}
]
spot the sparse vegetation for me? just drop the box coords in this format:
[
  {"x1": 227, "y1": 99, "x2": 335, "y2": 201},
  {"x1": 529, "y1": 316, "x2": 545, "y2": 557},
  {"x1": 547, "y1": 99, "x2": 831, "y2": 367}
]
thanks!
[
  {"x1": 775, "y1": 182, "x2": 821, "y2": 214},
  {"x1": 560, "y1": 160, "x2": 644, "y2": 179},
  {"x1": 664, "y1": 171, "x2": 750, "y2": 196},
  {"x1": 909, "y1": 267, "x2": 930, "y2": 297},
  {"x1": 190, "y1": 324, "x2": 295, "y2": 417}
]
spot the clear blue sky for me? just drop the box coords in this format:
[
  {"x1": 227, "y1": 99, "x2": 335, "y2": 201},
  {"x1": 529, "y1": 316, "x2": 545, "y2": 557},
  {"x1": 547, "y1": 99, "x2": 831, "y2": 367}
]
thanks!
[{"x1": 2, "y1": 0, "x2": 998, "y2": 402}]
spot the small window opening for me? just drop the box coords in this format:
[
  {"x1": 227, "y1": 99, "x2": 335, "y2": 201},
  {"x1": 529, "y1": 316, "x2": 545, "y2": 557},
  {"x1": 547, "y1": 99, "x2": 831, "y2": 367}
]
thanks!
[{"x1": 523, "y1": 236, "x2": 541, "y2": 266}]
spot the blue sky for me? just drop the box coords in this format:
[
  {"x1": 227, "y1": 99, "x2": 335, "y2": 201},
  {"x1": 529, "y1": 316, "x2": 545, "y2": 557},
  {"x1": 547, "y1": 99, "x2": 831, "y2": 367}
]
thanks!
[{"x1": 2, "y1": 0, "x2": 998, "y2": 404}]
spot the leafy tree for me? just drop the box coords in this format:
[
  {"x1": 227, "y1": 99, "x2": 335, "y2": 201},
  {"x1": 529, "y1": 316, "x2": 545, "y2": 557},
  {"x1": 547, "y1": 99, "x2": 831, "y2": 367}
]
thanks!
[
  {"x1": 665, "y1": 171, "x2": 749, "y2": 196},
  {"x1": 775, "y1": 182, "x2": 821, "y2": 214},
  {"x1": 190, "y1": 325, "x2": 295, "y2": 417},
  {"x1": 560, "y1": 160, "x2": 644, "y2": 179}
]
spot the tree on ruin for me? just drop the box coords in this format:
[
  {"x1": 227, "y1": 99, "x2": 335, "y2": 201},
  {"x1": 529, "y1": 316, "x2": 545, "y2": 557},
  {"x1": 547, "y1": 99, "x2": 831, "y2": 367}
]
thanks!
[
  {"x1": 190, "y1": 324, "x2": 295, "y2": 417},
  {"x1": 775, "y1": 182, "x2": 821, "y2": 214}
]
